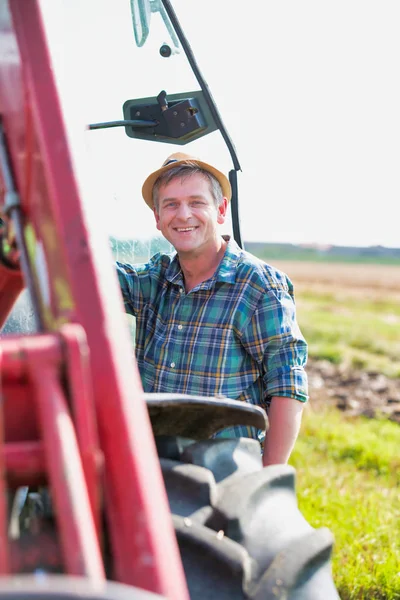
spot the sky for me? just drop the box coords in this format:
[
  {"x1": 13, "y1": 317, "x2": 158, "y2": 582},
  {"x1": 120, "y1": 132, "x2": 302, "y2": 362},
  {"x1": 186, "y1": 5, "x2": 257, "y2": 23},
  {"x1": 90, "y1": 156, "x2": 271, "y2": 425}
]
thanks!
[{"x1": 41, "y1": 0, "x2": 400, "y2": 248}]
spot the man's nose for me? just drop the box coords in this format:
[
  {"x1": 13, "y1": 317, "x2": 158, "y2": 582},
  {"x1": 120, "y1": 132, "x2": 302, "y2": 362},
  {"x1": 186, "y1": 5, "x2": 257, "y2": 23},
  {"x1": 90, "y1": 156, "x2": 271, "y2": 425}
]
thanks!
[{"x1": 176, "y1": 202, "x2": 192, "y2": 219}]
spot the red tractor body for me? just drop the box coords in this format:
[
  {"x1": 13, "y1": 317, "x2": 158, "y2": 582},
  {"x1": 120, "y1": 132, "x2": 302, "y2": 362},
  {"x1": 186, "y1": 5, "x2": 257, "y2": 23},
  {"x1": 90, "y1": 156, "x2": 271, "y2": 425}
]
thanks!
[{"x1": 0, "y1": 1, "x2": 188, "y2": 596}]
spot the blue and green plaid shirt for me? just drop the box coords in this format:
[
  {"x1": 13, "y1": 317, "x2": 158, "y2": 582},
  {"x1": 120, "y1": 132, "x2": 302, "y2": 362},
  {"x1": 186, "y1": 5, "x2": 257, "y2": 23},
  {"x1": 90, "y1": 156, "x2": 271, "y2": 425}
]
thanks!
[{"x1": 117, "y1": 237, "x2": 308, "y2": 442}]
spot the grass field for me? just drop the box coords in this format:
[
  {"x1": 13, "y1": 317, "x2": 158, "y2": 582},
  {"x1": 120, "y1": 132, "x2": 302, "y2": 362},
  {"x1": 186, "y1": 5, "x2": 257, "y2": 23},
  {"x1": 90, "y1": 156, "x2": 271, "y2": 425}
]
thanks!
[
  {"x1": 267, "y1": 260, "x2": 400, "y2": 599},
  {"x1": 273, "y1": 260, "x2": 400, "y2": 377},
  {"x1": 290, "y1": 408, "x2": 400, "y2": 599}
]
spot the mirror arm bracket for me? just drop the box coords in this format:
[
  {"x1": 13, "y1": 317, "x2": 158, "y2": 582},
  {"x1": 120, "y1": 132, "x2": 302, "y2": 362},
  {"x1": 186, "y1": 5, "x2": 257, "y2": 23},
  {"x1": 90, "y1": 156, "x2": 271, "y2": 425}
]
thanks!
[{"x1": 88, "y1": 119, "x2": 157, "y2": 131}]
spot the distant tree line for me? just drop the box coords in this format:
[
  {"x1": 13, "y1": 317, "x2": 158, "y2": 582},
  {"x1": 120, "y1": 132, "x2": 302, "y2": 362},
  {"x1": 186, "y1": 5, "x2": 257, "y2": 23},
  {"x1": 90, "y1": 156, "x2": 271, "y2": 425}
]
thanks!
[
  {"x1": 245, "y1": 242, "x2": 400, "y2": 265},
  {"x1": 110, "y1": 235, "x2": 400, "y2": 265}
]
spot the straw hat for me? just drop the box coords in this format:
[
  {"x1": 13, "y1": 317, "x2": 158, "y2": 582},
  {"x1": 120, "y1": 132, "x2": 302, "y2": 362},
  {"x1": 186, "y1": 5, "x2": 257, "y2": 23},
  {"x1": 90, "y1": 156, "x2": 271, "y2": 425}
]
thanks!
[{"x1": 142, "y1": 152, "x2": 232, "y2": 209}]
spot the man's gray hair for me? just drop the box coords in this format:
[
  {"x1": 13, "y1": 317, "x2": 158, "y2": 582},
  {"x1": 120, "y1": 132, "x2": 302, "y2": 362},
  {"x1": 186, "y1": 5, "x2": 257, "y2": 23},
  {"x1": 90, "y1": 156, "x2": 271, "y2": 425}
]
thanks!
[{"x1": 152, "y1": 163, "x2": 224, "y2": 211}]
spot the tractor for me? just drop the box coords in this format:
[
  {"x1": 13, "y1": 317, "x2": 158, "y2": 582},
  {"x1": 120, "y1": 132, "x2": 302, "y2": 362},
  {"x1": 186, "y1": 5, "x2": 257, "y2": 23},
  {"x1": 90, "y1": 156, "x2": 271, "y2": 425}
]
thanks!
[{"x1": 0, "y1": 1, "x2": 340, "y2": 598}]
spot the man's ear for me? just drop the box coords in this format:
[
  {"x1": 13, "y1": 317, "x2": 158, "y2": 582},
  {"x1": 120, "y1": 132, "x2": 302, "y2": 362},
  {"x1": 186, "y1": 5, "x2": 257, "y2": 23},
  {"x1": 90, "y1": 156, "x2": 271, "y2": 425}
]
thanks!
[
  {"x1": 154, "y1": 208, "x2": 161, "y2": 231},
  {"x1": 217, "y1": 197, "x2": 228, "y2": 225}
]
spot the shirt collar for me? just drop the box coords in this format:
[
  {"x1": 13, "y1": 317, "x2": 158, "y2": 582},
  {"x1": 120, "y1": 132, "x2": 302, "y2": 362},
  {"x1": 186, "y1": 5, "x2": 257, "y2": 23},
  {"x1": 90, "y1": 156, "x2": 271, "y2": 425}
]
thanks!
[
  {"x1": 214, "y1": 235, "x2": 241, "y2": 284},
  {"x1": 165, "y1": 253, "x2": 183, "y2": 284},
  {"x1": 165, "y1": 235, "x2": 241, "y2": 286}
]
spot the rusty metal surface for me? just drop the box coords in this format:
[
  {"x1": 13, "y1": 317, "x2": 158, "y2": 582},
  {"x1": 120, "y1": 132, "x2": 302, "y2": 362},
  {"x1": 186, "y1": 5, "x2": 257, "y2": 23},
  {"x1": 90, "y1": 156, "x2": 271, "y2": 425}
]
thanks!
[{"x1": 146, "y1": 394, "x2": 268, "y2": 439}]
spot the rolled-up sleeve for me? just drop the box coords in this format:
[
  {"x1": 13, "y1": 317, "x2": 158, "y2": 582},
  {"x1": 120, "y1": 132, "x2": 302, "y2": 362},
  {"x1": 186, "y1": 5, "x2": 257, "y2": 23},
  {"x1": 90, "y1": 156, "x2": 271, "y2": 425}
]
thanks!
[{"x1": 241, "y1": 286, "x2": 308, "y2": 404}]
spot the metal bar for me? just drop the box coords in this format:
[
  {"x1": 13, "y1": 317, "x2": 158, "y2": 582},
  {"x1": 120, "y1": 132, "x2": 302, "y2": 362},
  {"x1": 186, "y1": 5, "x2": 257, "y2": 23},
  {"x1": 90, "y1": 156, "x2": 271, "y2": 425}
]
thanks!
[
  {"x1": 88, "y1": 119, "x2": 157, "y2": 130},
  {"x1": 0, "y1": 347, "x2": 10, "y2": 574},
  {"x1": 4, "y1": 441, "x2": 45, "y2": 481},
  {"x1": 30, "y1": 360, "x2": 105, "y2": 580},
  {"x1": 61, "y1": 324, "x2": 103, "y2": 543},
  {"x1": 160, "y1": 0, "x2": 243, "y2": 247},
  {"x1": 160, "y1": 0, "x2": 241, "y2": 171},
  {"x1": 229, "y1": 169, "x2": 244, "y2": 249},
  {"x1": 0, "y1": 334, "x2": 61, "y2": 382}
]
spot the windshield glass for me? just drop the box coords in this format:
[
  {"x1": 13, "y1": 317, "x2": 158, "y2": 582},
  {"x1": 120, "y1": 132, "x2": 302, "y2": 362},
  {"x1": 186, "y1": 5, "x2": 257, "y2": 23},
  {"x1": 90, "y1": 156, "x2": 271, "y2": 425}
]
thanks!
[
  {"x1": 44, "y1": 0, "x2": 236, "y2": 261},
  {"x1": 2, "y1": 0, "x2": 237, "y2": 337}
]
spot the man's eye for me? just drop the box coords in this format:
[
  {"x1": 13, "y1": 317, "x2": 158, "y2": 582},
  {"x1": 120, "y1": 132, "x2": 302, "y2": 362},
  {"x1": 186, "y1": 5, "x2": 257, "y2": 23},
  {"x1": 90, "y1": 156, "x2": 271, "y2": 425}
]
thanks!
[{"x1": 192, "y1": 200, "x2": 204, "y2": 206}]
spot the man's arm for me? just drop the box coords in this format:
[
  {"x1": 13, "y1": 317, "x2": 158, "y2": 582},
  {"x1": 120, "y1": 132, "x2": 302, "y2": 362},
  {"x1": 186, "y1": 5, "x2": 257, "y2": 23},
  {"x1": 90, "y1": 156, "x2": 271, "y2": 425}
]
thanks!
[
  {"x1": 238, "y1": 275, "x2": 308, "y2": 463},
  {"x1": 262, "y1": 396, "x2": 304, "y2": 466},
  {"x1": 116, "y1": 261, "x2": 147, "y2": 317}
]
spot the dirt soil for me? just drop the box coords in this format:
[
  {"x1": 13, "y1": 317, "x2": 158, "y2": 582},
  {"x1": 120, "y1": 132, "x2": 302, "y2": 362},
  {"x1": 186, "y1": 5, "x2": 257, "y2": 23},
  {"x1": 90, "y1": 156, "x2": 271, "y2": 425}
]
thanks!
[{"x1": 307, "y1": 358, "x2": 400, "y2": 424}]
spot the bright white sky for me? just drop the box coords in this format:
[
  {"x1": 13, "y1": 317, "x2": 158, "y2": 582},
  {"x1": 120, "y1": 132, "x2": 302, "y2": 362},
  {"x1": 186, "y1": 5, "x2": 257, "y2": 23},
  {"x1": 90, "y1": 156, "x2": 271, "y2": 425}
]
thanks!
[{"x1": 42, "y1": 0, "x2": 400, "y2": 248}]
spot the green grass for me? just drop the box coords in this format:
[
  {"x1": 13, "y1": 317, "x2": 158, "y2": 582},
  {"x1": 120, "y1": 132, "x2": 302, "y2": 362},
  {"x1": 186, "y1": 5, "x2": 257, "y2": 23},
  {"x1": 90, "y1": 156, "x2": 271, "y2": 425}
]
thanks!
[
  {"x1": 258, "y1": 259, "x2": 400, "y2": 596},
  {"x1": 296, "y1": 291, "x2": 400, "y2": 377},
  {"x1": 290, "y1": 407, "x2": 400, "y2": 599}
]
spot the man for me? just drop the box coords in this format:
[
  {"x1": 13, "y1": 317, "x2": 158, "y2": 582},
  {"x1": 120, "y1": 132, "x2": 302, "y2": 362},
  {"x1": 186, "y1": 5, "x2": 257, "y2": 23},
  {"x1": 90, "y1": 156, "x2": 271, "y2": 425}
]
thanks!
[{"x1": 117, "y1": 152, "x2": 308, "y2": 465}]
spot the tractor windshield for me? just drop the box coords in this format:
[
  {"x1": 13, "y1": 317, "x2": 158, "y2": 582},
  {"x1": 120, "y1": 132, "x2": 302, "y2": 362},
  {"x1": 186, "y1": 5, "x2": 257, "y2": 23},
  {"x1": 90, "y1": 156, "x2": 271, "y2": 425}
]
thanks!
[
  {"x1": 2, "y1": 0, "x2": 238, "y2": 336},
  {"x1": 77, "y1": 0, "x2": 237, "y2": 260}
]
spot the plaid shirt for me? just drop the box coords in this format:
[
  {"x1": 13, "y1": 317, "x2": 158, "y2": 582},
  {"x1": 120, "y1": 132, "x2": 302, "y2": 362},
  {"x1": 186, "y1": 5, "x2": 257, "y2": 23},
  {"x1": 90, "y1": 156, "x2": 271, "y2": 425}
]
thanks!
[{"x1": 117, "y1": 237, "x2": 308, "y2": 442}]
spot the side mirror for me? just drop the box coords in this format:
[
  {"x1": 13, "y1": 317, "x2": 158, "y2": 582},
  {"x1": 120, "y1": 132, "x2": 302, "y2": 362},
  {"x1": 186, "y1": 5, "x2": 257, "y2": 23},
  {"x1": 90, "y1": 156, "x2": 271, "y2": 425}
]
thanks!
[
  {"x1": 130, "y1": 0, "x2": 151, "y2": 47},
  {"x1": 122, "y1": 90, "x2": 218, "y2": 145},
  {"x1": 130, "y1": 0, "x2": 180, "y2": 54}
]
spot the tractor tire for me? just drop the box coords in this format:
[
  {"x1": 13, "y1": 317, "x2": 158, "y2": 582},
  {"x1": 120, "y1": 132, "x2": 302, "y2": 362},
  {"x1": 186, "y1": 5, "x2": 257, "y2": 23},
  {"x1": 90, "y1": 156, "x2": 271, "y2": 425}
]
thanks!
[{"x1": 155, "y1": 436, "x2": 340, "y2": 600}]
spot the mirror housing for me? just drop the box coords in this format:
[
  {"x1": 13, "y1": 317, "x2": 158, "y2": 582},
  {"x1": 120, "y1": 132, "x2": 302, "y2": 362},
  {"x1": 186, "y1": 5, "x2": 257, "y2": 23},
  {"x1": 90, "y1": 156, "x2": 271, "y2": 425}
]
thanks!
[{"x1": 122, "y1": 90, "x2": 218, "y2": 145}]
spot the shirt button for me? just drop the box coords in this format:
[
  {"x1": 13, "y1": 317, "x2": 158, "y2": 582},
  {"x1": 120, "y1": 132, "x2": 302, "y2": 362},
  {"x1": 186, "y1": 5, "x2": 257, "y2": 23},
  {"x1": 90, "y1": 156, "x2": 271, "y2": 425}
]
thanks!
[
  {"x1": 178, "y1": 325, "x2": 183, "y2": 330},
  {"x1": 179, "y1": 288, "x2": 183, "y2": 294},
  {"x1": 170, "y1": 362, "x2": 176, "y2": 368}
]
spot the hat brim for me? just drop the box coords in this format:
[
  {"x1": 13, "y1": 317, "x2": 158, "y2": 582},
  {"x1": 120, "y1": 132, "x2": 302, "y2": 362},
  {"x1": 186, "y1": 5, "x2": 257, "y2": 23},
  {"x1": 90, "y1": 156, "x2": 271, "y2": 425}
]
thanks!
[{"x1": 142, "y1": 158, "x2": 232, "y2": 209}]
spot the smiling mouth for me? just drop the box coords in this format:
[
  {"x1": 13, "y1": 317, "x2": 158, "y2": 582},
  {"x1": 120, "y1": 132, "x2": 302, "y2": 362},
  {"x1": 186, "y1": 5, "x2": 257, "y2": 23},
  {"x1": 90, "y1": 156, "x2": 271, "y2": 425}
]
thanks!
[{"x1": 174, "y1": 227, "x2": 198, "y2": 232}]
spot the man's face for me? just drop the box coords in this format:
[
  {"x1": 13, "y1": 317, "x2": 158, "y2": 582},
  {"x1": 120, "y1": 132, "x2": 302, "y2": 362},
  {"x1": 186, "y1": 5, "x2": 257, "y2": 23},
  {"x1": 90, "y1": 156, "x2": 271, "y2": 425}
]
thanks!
[{"x1": 154, "y1": 173, "x2": 228, "y2": 257}]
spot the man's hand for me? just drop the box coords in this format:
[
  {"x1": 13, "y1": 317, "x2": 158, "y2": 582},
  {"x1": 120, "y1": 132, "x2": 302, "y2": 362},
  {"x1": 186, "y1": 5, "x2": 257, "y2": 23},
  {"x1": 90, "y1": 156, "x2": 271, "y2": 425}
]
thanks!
[{"x1": 262, "y1": 396, "x2": 304, "y2": 466}]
